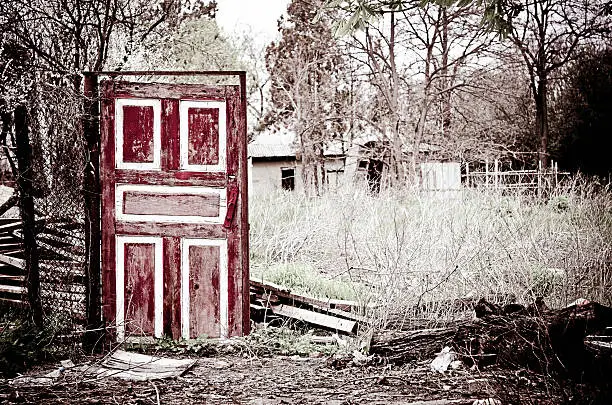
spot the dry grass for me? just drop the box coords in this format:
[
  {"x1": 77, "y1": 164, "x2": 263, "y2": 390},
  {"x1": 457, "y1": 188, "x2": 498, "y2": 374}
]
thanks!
[{"x1": 249, "y1": 176, "x2": 612, "y2": 325}]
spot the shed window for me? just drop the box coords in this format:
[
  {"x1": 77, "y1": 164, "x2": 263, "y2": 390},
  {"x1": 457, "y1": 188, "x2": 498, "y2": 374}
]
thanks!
[{"x1": 281, "y1": 168, "x2": 295, "y2": 191}]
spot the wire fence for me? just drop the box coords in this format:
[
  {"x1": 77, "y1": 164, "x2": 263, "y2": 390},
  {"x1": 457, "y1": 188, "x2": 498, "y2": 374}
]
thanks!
[
  {"x1": 464, "y1": 159, "x2": 571, "y2": 194},
  {"x1": 0, "y1": 80, "x2": 88, "y2": 340}
]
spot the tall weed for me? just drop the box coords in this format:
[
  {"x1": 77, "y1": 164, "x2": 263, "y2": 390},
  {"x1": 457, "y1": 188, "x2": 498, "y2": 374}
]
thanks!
[{"x1": 249, "y1": 178, "x2": 612, "y2": 324}]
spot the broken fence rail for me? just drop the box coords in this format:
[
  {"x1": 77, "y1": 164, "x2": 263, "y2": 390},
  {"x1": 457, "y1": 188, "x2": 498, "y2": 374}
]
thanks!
[{"x1": 249, "y1": 279, "x2": 368, "y2": 334}]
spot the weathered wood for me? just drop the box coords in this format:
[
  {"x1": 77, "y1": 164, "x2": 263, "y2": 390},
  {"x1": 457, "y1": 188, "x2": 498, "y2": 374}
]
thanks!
[
  {"x1": 83, "y1": 73, "x2": 102, "y2": 351},
  {"x1": 371, "y1": 326, "x2": 466, "y2": 363},
  {"x1": 122, "y1": 191, "x2": 220, "y2": 217},
  {"x1": 100, "y1": 80, "x2": 117, "y2": 336},
  {"x1": 272, "y1": 304, "x2": 357, "y2": 334},
  {"x1": 100, "y1": 79, "x2": 248, "y2": 341},
  {"x1": 89, "y1": 350, "x2": 196, "y2": 381},
  {"x1": 250, "y1": 279, "x2": 364, "y2": 325},
  {"x1": 0, "y1": 192, "x2": 18, "y2": 217},
  {"x1": 188, "y1": 244, "x2": 220, "y2": 337},
  {"x1": 114, "y1": 170, "x2": 226, "y2": 187},
  {"x1": 14, "y1": 104, "x2": 43, "y2": 328},
  {"x1": 250, "y1": 279, "x2": 361, "y2": 312},
  {"x1": 123, "y1": 242, "x2": 156, "y2": 336},
  {"x1": 115, "y1": 222, "x2": 226, "y2": 239},
  {"x1": 111, "y1": 81, "x2": 227, "y2": 100}
]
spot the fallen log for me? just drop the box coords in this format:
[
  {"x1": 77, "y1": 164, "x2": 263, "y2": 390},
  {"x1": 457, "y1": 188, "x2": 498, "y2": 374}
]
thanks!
[
  {"x1": 371, "y1": 324, "x2": 469, "y2": 363},
  {"x1": 371, "y1": 299, "x2": 612, "y2": 380}
]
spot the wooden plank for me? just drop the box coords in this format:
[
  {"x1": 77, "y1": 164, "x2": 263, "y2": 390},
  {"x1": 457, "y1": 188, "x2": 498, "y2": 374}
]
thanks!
[
  {"x1": 90, "y1": 350, "x2": 197, "y2": 381},
  {"x1": 115, "y1": 222, "x2": 226, "y2": 239},
  {"x1": 0, "y1": 253, "x2": 25, "y2": 269},
  {"x1": 188, "y1": 244, "x2": 220, "y2": 338},
  {"x1": 101, "y1": 80, "x2": 117, "y2": 332},
  {"x1": 0, "y1": 297, "x2": 26, "y2": 306},
  {"x1": 0, "y1": 284, "x2": 25, "y2": 294},
  {"x1": 163, "y1": 237, "x2": 181, "y2": 339},
  {"x1": 271, "y1": 304, "x2": 357, "y2": 334},
  {"x1": 115, "y1": 170, "x2": 226, "y2": 187},
  {"x1": 122, "y1": 191, "x2": 220, "y2": 217},
  {"x1": 112, "y1": 81, "x2": 227, "y2": 100},
  {"x1": 0, "y1": 254, "x2": 76, "y2": 275},
  {"x1": 187, "y1": 106, "x2": 220, "y2": 165},
  {"x1": 162, "y1": 99, "x2": 180, "y2": 171},
  {"x1": 121, "y1": 105, "x2": 155, "y2": 163},
  {"x1": 250, "y1": 279, "x2": 360, "y2": 311},
  {"x1": 236, "y1": 76, "x2": 250, "y2": 336},
  {"x1": 123, "y1": 243, "x2": 156, "y2": 336},
  {"x1": 0, "y1": 274, "x2": 24, "y2": 282},
  {"x1": 0, "y1": 218, "x2": 21, "y2": 226},
  {"x1": 0, "y1": 219, "x2": 45, "y2": 234}
]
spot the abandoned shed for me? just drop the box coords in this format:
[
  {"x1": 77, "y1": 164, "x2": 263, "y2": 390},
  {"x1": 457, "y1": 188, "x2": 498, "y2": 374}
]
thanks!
[{"x1": 247, "y1": 132, "x2": 346, "y2": 195}]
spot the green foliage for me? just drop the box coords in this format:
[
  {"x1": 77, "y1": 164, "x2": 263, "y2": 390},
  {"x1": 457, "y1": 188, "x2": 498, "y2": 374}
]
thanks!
[
  {"x1": 145, "y1": 326, "x2": 344, "y2": 358},
  {"x1": 252, "y1": 262, "x2": 366, "y2": 302},
  {"x1": 243, "y1": 325, "x2": 341, "y2": 357},
  {"x1": 151, "y1": 335, "x2": 218, "y2": 356},
  {"x1": 551, "y1": 47, "x2": 612, "y2": 178},
  {"x1": 320, "y1": 0, "x2": 518, "y2": 37},
  {"x1": 0, "y1": 313, "x2": 77, "y2": 378}
]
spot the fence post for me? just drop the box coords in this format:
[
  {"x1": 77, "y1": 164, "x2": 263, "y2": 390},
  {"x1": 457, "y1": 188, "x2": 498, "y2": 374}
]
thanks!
[
  {"x1": 485, "y1": 159, "x2": 489, "y2": 189},
  {"x1": 537, "y1": 160, "x2": 542, "y2": 197},
  {"x1": 465, "y1": 162, "x2": 470, "y2": 188},
  {"x1": 14, "y1": 104, "x2": 43, "y2": 328},
  {"x1": 82, "y1": 73, "x2": 102, "y2": 351},
  {"x1": 494, "y1": 159, "x2": 499, "y2": 191}
]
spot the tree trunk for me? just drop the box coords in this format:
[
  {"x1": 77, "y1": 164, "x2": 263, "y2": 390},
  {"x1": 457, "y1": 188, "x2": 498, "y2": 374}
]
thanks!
[
  {"x1": 82, "y1": 74, "x2": 103, "y2": 352},
  {"x1": 535, "y1": 76, "x2": 549, "y2": 168},
  {"x1": 14, "y1": 104, "x2": 43, "y2": 328},
  {"x1": 411, "y1": 96, "x2": 429, "y2": 186},
  {"x1": 441, "y1": 7, "x2": 451, "y2": 136},
  {"x1": 389, "y1": 12, "x2": 402, "y2": 186}
]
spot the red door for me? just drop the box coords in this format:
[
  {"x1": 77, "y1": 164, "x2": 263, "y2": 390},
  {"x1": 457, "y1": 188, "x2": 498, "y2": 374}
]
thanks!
[{"x1": 100, "y1": 80, "x2": 248, "y2": 341}]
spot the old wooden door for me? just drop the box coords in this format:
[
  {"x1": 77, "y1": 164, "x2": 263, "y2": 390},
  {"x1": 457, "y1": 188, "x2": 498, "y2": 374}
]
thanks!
[{"x1": 100, "y1": 80, "x2": 248, "y2": 341}]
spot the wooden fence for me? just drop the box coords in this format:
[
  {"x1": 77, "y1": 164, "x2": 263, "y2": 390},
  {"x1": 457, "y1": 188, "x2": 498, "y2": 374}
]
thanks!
[{"x1": 464, "y1": 159, "x2": 569, "y2": 193}]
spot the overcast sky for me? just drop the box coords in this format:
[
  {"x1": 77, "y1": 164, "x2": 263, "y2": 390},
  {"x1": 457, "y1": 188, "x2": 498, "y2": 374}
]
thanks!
[{"x1": 215, "y1": 0, "x2": 290, "y2": 46}]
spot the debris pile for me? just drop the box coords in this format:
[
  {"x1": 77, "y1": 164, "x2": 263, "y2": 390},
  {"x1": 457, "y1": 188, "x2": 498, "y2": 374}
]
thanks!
[
  {"x1": 249, "y1": 279, "x2": 364, "y2": 334},
  {"x1": 371, "y1": 298, "x2": 612, "y2": 381}
]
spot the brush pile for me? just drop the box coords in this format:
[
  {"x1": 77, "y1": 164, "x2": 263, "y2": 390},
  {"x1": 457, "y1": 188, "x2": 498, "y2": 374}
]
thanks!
[{"x1": 371, "y1": 298, "x2": 612, "y2": 380}]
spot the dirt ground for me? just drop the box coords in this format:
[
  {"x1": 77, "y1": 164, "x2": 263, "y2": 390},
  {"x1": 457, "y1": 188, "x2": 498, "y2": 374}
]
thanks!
[{"x1": 0, "y1": 352, "x2": 578, "y2": 405}]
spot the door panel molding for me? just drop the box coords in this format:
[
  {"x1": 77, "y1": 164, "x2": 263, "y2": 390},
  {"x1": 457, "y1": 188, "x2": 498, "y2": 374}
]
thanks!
[
  {"x1": 180, "y1": 238, "x2": 228, "y2": 339},
  {"x1": 115, "y1": 236, "x2": 163, "y2": 341},
  {"x1": 115, "y1": 184, "x2": 227, "y2": 224},
  {"x1": 179, "y1": 100, "x2": 227, "y2": 172},
  {"x1": 115, "y1": 98, "x2": 162, "y2": 170}
]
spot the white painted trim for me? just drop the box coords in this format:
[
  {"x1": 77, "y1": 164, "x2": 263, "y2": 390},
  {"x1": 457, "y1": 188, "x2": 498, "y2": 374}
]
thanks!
[
  {"x1": 115, "y1": 98, "x2": 162, "y2": 170},
  {"x1": 179, "y1": 100, "x2": 227, "y2": 172},
  {"x1": 115, "y1": 184, "x2": 227, "y2": 224},
  {"x1": 181, "y1": 238, "x2": 229, "y2": 339},
  {"x1": 116, "y1": 236, "x2": 164, "y2": 341}
]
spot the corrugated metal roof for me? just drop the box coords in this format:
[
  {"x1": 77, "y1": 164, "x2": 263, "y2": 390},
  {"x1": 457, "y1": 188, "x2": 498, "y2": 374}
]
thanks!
[{"x1": 248, "y1": 143, "x2": 296, "y2": 158}]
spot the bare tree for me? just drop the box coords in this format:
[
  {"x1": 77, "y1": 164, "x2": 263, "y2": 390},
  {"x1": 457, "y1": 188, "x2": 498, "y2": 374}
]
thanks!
[{"x1": 506, "y1": 0, "x2": 610, "y2": 166}]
